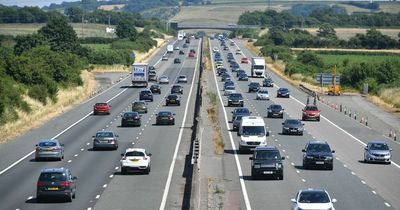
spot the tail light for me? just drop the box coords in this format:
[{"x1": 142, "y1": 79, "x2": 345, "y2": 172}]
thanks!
[
  {"x1": 59, "y1": 181, "x2": 70, "y2": 188},
  {"x1": 169, "y1": 117, "x2": 174, "y2": 120},
  {"x1": 37, "y1": 181, "x2": 46, "y2": 187},
  {"x1": 52, "y1": 147, "x2": 61, "y2": 151},
  {"x1": 143, "y1": 157, "x2": 148, "y2": 160}
]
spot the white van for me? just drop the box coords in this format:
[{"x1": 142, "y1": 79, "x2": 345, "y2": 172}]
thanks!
[{"x1": 238, "y1": 116, "x2": 268, "y2": 152}]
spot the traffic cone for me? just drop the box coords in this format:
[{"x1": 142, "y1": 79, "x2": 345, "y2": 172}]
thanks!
[
  {"x1": 360, "y1": 117, "x2": 364, "y2": 124},
  {"x1": 365, "y1": 117, "x2": 368, "y2": 126},
  {"x1": 389, "y1": 129, "x2": 393, "y2": 137}
]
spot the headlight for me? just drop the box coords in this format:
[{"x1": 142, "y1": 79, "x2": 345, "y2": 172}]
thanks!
[
  {"x1": 283, "y1": 127, "x2": 289, "y2": 129},
  {"x1": 298, "y1": 128, "x2": 304, "y2": 131},
  {"x1": 325, "y1": 156, "x2": 333, "y2": 160},
  {"x1": 275, "y1": 163, "x2": 282, "y2": 169},
  {"x1": 228, "y1": 99, "x2": 232, "y2": 102},
  {"x1": 268, "y1": 110, "x2": 272, "y2": 112},
  {"x1": 306, "y1": 156, "x2": 314, "y2": 159},
  {"x1": 254, "y1": 164, "x2": 261, "y2": 169},
  {"x1": 279, "y1": 110, "x2": 283, "y2": 113}
]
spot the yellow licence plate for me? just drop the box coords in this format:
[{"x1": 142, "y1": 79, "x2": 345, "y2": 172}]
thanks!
[
  {"x1": 48, "y1": 187, "x2": 59, "y2": 190},
  {"x1": 130, "y1": 159, "x2": 139, "y2": 162}
]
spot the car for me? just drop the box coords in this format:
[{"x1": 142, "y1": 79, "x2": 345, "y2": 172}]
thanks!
[
  {"x1": 171, "y1": 85, "x2": 183, "y2": 94},
  {"x1": 156, "y1": 111, "x2": 175, "y2": 125},
  {"x1": 230, "y1": 42, "x2": 235, "y2": 46},
  {"x1": 174, "y1": 46, "x2": 180, "y2": 50},
  {"x1": 174, "y1": 58, "x2": 181, "y2": 64},
  {"x1": 282, "y1": 119, "x2": 304, "y2": 135},
  {"x1": 230, "y1": 61, "x2": 238, "y2": 68},
  {"x1": 223, "y1": 81, "x2": 234, "y2": 90},
  {"x1": 166, "y1": 94, "x2": 181, "y2": 106},
  {"x1": 224, "y1": 86, "x2": 236, "y2": 96},
  {"x1": 35, "y1": 139, "x2": 64, "y2": 161},
  {"x1": 231, "y1": 107, "x2": 251, "y2": 121},
  {"x1": 120, "y1": 148, "x2": 151, "y2": 174},
  {"x1": 250, "y1": 146, "x2": 285, "y2": 180},
  {"x1": 221, "y1": 74, "x2": 231, "y2": 82},
  {"x1": 364, "y1": 140, "x2": 392, "y2": 164},
  {"x1": 121, "y1": 111, "x2": 141, "y2": 127},
  {"x1": 302, "y1": 104, "x2": 321, "y2": 121},
  {"x1": 185, "y1": 38, "x2": 190, "y2": 44},
  {"x1": 256, "y1": 87, "x2": 270, "y2": 100},
  {"x1": 190, "y1": 49, "x2": 196, "y2": 54},
  {"x1": 177, "y1": 75, "x2": 188, "y2": 83},
  {"x1": 36, "y1": 168, "x2": 77, "y2": 202},
  {"x1": 231, "y1": 63, "x2": 240, "y2": 72},
  {"x1": 216, "y1": 63, "x2": 224, "y2": 69},
  {"x1": 159, "y1": 75, "x2": 169, "y2": 84},
  {"x1": 262, "y1": 78, "x2": 274, "y2": 87},
  {"x1": 92, "y1": 131, "x2": 119, "y2": 150},
  {"x1": 188, "y1": 52, "x2": 195, "y2": 58},
  {"x1": 132, "y1": 101, "x2": 148, "y2": 113},
  {"x1": 238, "y1": 73, "x2": 249, "y2": 81},
  {"x1": 183, "y1": 43, "x2": 188, "y2": 48},
  {"x1": 161, "y1": 55, "x2": 168, "y2": 61},
  {"x1": 150, "y1": 84, "x2": 161, "y2": 94},
  {"x1": 267, "y1": 104, "x2": 284, "y2": 118},
  {"x1": 235, "y1": 49, "x2": 242, "y2": 55},
  {"x1": 148, "y1": 70, "x2": 157, "y2": 82},
  {"x1": 291, "y1": 189, "x2": 336, "y2": 210},
  {"x1": 148, "y1": 66, "x2": 155, "y2": 70},
  {"x1": 93, "y1": 102, "x2": 110, "y2": 115},
  {"x1": 232, "y1": 115, "x2": 244, "y2": 131},
  {"x1": 212, "y1": 47, "x2": 219, "y2": 53},
  {"x1": 302, "y1": 141, "x2": 335, "y2": 170},
  {"x1": 241, "y1": 57, "x2": 249, "y2": 64},
  {"x1": 248, "y1": 82, "x2": 260, "y2": 92},
  {"x1": 236, "y1": 70, "x2": 245, "y2": 77},
  {"x1": 277, "y1": 87, "x2": 290, "y2": 98},
  {"x1": 217, "y1": 68, "x2": 227, "y2": 76},
  {"x1": 223, "y1": 46, "x2": 229, "y2": 51},
  {"x1": 228, "y1": 93, "x2": 244, "y2": 107},
  {"x1": 139, "y1": 89, "x2": 153, "y2": 102},
  {"x1": 179, "y1": 50, "x2": 185, "y2": 55}
]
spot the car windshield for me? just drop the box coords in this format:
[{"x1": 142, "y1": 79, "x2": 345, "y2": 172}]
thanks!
[
  {"x1": 280, "y1": 88, "x2": 288, "y2": 92},
  {"x1": 271, "y1": 105, "x2": 282, "y2": 109},
  {"x1": 168, "y1": 95, "x2": 178, "y2": 99},
  {"x1": 39, "y1": 172, "x2": 67, "y2": 181},
  {"x1": 141, "y1": 91, "x2": 151, "y2": 94},
  {"x1": 124, "y1": 112, "x2": 138, "y2": 117},
  {"x1": 134, "y1": 102, "x2": 145, "y2": 106},
  {"x1": 250, "y1": 83, "x2": 259, "y2": 87},
  {"x1": 225, "y1": 86, "x2": 235, "y2": 90},
  {"x1": 96, "y1": 103, "x2": 107, "y2": 106},
  {"x1": 253, "y1": 65, "x2": 264, "y2": 69},
  {"x1": 38, "y1": 141, "x2": 57, "y2": 147},
  {"x1": 151, "y1": 85, "x2": 159, "y2": 89},
  {"x1": 159, "y1": 112, "x2": 171, "y2": 117},
  {"x1": 306, "y1": 106, "x2": 318, "y2": 111},
  {"x1": 96, "y1": 132, "x2": 114, "y2": 137},
  {"x1": 242, "y1": 126, "x2": 265, "y2": 136},
  {"x1": 258, "y1": 90, "x2": 268, "y2": 93},
  {"x1": 179, "y1": 76, "x2": 186, "y2": 79},
  {"x1": 307, "y1": 144, "x2": 331, "y2": 153},
  {"x1": 298, "y1": 191, "x2": 330, "y2": 203},
  {"x1": 125, "y1": 151, "x2": 145, "y2": 157},
  {"x1": 160, "y1": 76, "x2": 168, "y2": 79},
  {"x1": 255, "y1": 150, "x2": 281, "y2": 160},
  {"x1": 286, "y1": 120, "x2": 300, "y2": 125},
  {"x1": 370, "y1": 143, "x2": 389, "y2": 150},
  {"x1": 230, "y1": 94, "x2": 242, "y2": 99},
  {"x1": 235, "y1": 108, "x2": 249, "y2": 114}
]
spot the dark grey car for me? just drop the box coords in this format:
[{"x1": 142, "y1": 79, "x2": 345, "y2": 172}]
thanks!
[
  {"x1": 92, "y1": 131, "x2": 119, "y2": 150},
  {"x1": 249, "y1": 146, "x2": 284, "y2": 180},
  {"x1": 132, "y1": 101, "x2": 148, "y2": 114},
  {"x1": 36, "y1": 168, "x2": 77, "y2": 202},
  {"x1": 35, "y1": 139, "x2": 64, "y2": 161},
  {"x1": 267, "y1": 104, "x2": 284, "y2": 118},
  {"x1": 364, "y1": 140, "x2": 392, "y2": 164},
  {"x1": 282, "y1": 119, "x2": 304, "y2": 135}
]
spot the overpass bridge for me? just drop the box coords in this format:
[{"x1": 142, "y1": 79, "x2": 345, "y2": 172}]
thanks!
[{"x1": 169, "y1": 22, "x2": 259, "y2": 31}]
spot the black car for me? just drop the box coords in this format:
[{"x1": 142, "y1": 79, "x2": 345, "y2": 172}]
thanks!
[
  {"x1": 277, "y1": 87, "x2": 290, "y2": 98},
  {"x1": 171, "y1": 85, "x2": 183, "y2": 94},
  {"x1": 302, "y1": 141, "x2": 335, "y2": 170},
  {"x1": 174, "y1": 58, "x2": 181, "y2": 64},
  {"x1": 228, "y1": 93, "x2": 244, "y2": 107},
  {"x1": 139, "y1": 89, "x2": 153, "y2": 102},
  {"x1": 166, "y1": 94, "x2": 181, "y2": 106},
  {"x1": 217, "y1": 68, "x2": 227, "y2": 76},
  {"x1": 238, "y1": 73, "x2": 249, "y2": 81},
  {"x1": 221, "y1": 74, "x2": 231, "y2": 82},
  {"x1": 36, "y1": 168, "x2": 77, "y2": 202},
  {"x1": 267, "y1": 104, "x2": 284, "y2": 118},
  {"x1": 282, "y1": 119, "x2": 304, "y2": 135},
  {"x1": 179, "y1": 50, "x2": 185, "y2": 55},
  {"x1": 150, "y1": 84, "x2": 161, "y2": 94},
  {"x1": 223, "y1": 46, "x2": 229, "y2": 51},
  {"x1": 250, "y1": 146, "x2": 284, "y2": 180},
  {"x1": 248, "y1": 82, "x2": 260, "y2": 92},
  {"x1": 121, "y1": 112, "x2": 141, "y2": 127},
  {"x1": 227, "y1": 58, "x2": 235, "y2": 63},
  {"x1": 236, "y1": 70, "x2": 245, "y2": 77},
  {"x1": 262, "y1": 78, "x2": 274, "y2": 87},
  {"x1": 232, "y1": 115, "x2": 244, "y2": 131},
  {"x1": 148, "y1": 66, "x2": 156, "y2": 71},
  {"x1": 156, "y1": 111, "x2": 175, "y2": 125},
  {"x1": 231, "y1": 107, "x2": 251, "y2": 121}
]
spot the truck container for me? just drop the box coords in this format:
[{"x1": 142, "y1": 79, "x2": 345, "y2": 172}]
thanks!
[
  {"x1": 251, "y1": 57, "x2": 266, "y2": 78},
  {"x1": 167, "y1": 45, "x2": 174, "y2": 53},
  {"x1": 131, "y1": 63, "x2": 148, "y2": 87}
]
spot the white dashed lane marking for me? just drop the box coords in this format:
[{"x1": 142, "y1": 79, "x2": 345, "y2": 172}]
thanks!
[{"x1": 95, "y1": 195, "x2": 100, "y2": 199}]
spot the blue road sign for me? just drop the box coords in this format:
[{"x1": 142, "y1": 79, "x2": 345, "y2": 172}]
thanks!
[{"x1": 316, "y1": 73, "x2": 340, "y2": 85}]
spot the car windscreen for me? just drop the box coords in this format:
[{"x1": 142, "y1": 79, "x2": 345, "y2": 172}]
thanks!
[
  {"x1": 370, "y1": 143, "x2": 389, "y2": 150},
  {"x1": 159, "y1": 112, "x2": 171, "y2": 117},
  {"x1": 96, "y1": 103, "x2": 107, "y2": 106},
  {"x1": 306, "y1": 106, "x2": 318, "y2": 111},
  {"x1": 168, "y1": 95, "x2": 178, "y2": 99},
  {"x1": 270, "y1": 105, "x2": 282, "y2": 110},
  {"x1": 242, "y1": 126, "x2": 265, "y2": 136},
  {"x1": 134, "y1": 102, "x2": 145, "y2": 106},
  {"x1": 125, "y1": 151, "x2": 145, "y2": 157},
  {"x1": 39, "y1": 172, "x2": 67, "y2": 181},
  {"x1": 235, "y1": 108, "x2": 249, "y2": 114},
  {"x1": 39, "y1": 141, "x2": 57, "y2": 147},
  {"x1": 255, "y1": 150, "x2": 281, "y2": 160},
  {"x1": 259, "y1": 90, "x2": 268, "y2": 93},
  {"x1": 124, "y1": 113, "x2": 138, "y2": 117},
  {"x1": 286, "y1": 120, "x2": 300, "y2": 125},
  {"x1": 298, "y1": 191, "x2": 330, "y2": 203},
  {"x1": 96, "y1": 132, "x2": 113, "y2": 137},
  {"x1": 253, "y1": 65, "x2": 264, "y2": 70},
  {"x1": 280, "y1": 88, "x2": 288, "y2": 92},
  {"x1": 307, "y1": 144, "x2": 331, "y2": 153},
  {"x1": 225, "y1": 86, "x2": 235, "y2": 90},
  {"x1": 230, "y1": 94, "x2": 242, "y2": 99}
]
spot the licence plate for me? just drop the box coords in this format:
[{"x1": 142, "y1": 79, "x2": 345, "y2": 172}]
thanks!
[
  {"x1": 171, "y1": 100, "x2": 175, "y2": 102},
  {"x1": 263, "y1": 171, "x2": 273, "y2": 174},
  {"x1": 130, "y1": 159, "x2": 139, "y2": 162},
  {"x1": 48, "y1": 187, "x2": 59, "y2": 191},
  {"x1": 316, "y1": 161, "x2": 324, "y2": 164},
  {"x1": 100, "y1": 140, "x2": 108, "y2": 143}
]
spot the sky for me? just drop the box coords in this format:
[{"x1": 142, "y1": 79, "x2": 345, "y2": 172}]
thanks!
[{"x1": 0, "y1": 0, "x2": 78, "y2": 7}]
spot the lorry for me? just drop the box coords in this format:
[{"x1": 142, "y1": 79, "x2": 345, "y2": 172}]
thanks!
[
  {"x1": 131, "y1": 63, "x2": 148, "y2": 87},
  {"x1": 251, "y1": 57, "x2": 266, "y2": 78},
  {"x1": 238, "y1": 116, "x2": 268, "y2": 152},
  {"x1": 167, "y1": 45, "x2": 174, "y2": 53},
  {"x1": 178, "y1": 30, "x2": 185, "y2": 41}
]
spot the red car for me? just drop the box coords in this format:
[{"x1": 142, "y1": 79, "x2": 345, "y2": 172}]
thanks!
[
  {"x1": 302, "y1": 104, "x2": 320, "y2": 121},
  {"x1": 188, "y1": 52, "x2": 195, "y2": 58},
  {"x1": 93, "y1": 102, "x2": 111, "y2": 115},
  {"x1": 241, "y1": 57, "x2": 249, "y2": 64}
]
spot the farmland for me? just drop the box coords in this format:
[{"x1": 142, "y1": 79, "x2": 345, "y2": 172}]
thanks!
[{"x1": 317, "y1": 53, "x2": 400, "y2": 66}]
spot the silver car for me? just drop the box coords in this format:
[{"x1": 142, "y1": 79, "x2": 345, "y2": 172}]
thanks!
[
  {"x1": 177, "y1": 75, "x2": 188, "y2": 83},
  {"x1": 159, "y1": 76, "x2": 169, "y2": 84},
  {"x1": 35, "y1": 139, "x2": 64, "y2": 161},
  {"x1": 93, "y1": 131, "x2": 119, "y2": 150},
  {"x1": 364, "y1": 140, "x2": 392, "y2": 164}
]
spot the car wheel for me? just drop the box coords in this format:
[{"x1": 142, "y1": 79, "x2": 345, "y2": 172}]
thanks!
[
  {"x1": 267, "y1": 113, "x2": 270, "y2": 118},
  {"x1": 166, "y1": 103, "x2": 169, "y2": 106},
  {"x1": 36, "y1": 196, "x2": 42, "y2": 203},
  {"x1": 240, "y1": 103, "x2": 244, "y2": 107},
  {"x1": 300, "y1": 132, "x2": 303, "y2": 136},
  {"x1": 144, "y1": 167, "x2": 150, "y2": 174},
  {"x1": 172, "y1": 120, "x2": 175, "y2": 125},
  {"x1": 280, "y1": 114, "x2": 284, "y2": 118},
  {"x1": 72, "y1": 192, "x2": 76, "y2": 199},
  {"x1": 282, "y1": 130, "x2": 285, "y2": 135},
  {"x1": 303, "y1": 162, "x2": 308, "y2": 169},
  {"x1": 58, "y1": 157, "x2": 62, "y2": 161},
  {"x1": 317, "y1": 117, "x2": 320, "y2": 122},
  {"x1": 251, "y1": 171, "x2": 257, "y2": 180},
  {"x1": 302, "y1": 116, "x2": 305, "y2": 121},
  {"x1": 121, "y1": 168, "x2": 127, "y2": 175},
  {"x1": 93, "y1": 112, "x2": 97, "y2": 115},
  {"x1": 66, "y1": 194, "x2": 73, "y2": 202},
  {"x1": 328, "y1": 165, "x2": 333, "y2": 170},
  {"x1": 278, "y1": 174, "x2": 284, "y2": 180}
]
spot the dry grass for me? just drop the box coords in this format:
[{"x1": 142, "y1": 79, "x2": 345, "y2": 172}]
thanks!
[
  {"x1": 0, "y1": 70, "x2": 97, "y2": 143},
  {"x1": 203, "y1": 38, "x2": 212, "y2": 71},
  {"x1": 206, "y1": 91, "x2": 225, "y2": 155},
  {"x1": 378, "y1": 88, "x2": 400, "y2": 109}
]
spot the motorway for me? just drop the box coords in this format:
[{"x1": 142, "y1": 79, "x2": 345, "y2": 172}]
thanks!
[
  {"x1": 208, "y1": 38, "x2": 400, "y2": 210},
  {"x1": 0, "y1": 38, "x2": 201, "y2": 210}
]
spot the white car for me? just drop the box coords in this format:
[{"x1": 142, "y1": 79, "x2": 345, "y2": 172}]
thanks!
[
  {"x1": 161, "y1": 55, "x2": 168, "y2": 61},
  {"x1": 224, "y1": 86, "x2": 236, "y2": 96},
  {"x1": 256, "y1": 87, "x2": 269, "y2": 100},
  {"x1": 120, "y1": 148, "x2": 151, "y2": 174},
  {"x1": 213, "y1": 47, "x2": 219, "y2": 53},
  {"x1": 177, "y1": 75, "x2": 188, "y2": 83},
  {"x1": 159, "y1": 76, "x2": 169, "y2": 84},
  {"x1": 174, "y1": 46, "x2": 180, "y2": 50},
  {"x1": 235, "y1": 49, "x2": 242, "y2": 55},
  {"x1": 291, "y1": 189, "x2": 336, "y2": 210}
]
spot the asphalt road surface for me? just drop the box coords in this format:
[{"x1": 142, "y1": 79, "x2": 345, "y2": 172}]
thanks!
[
  {"x1": 208, "y1": 38, "x2": 400, "y2": 210},
  {"x1": 0, "y1": 38, "x2": 201, "y2": 210}
]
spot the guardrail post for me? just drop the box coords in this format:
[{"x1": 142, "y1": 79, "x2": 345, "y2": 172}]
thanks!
[
  {"x1": 365, "y1": 116, "x2": 368, "y2": 126},
  {"x1": 349, "y1": 109, "x2": 352, "y2": 117}
]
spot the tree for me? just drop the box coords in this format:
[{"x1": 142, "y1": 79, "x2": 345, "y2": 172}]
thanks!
[
  {"x1": 38, "y1": 16, "x2": 80, "y2": 53},
  {"x1": 65, "y1": 7, "x2": 83, "y2": 23},
  {"x1": 317, "y1": 24, "x2": 336, "y2": 38},
  {"x1": 297, "y1": 51, "x2": 324, "y2": 68},
  {"x1": 14, "y1": 34, "x2": 47, "y2": 55},
  {"x1": 116, "y1": 19, "x2": 138, "y2": 39}
]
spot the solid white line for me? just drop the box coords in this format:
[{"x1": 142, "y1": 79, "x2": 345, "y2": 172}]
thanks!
[
  {"x1": 159, "y1": 39, "x2": 201, "y2": 210},
  {"x1": 207, "y1": 38, "x2": 252, "y2": 210},
  {"x1": 103, "y1": 184, "x2": 107, "y2": 188},
  {"x1": 302, "y1": 179, "x2": 306, "y2": 182},
  {"x1": 87, "y1": 208, "x2": 92, "y2": 210},
  {"x1": 67, "y1": 160, "x2": 72, "y2": 163},
  {"x1": 361, "y1": 180, "x2": 366, "y2": 184},
  {"x1": 27, "y1": 196, "x2": 33, "y2": 200},
  {"x1": 109, "y1": 174, "x2": 114, "y2": 178}
]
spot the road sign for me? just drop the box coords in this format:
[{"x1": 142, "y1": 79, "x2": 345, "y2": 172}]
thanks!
[{"x1": 316, "y1": 73, "x2": 340, "y2": 85}]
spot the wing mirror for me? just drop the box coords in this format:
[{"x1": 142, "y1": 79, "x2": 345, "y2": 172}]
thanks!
[
  {"x1": 249, "y1": 157, "x2": 253, "y2": 160},
  {"x1": 331, "y1": 150, "x2": 335, "y2": 153},
  {"x1": 302, "y1": 149, "x2": 306, "y2": 152},
  {"x1": 291, "y1": 198, "x2": 296, "y2": 203},
  {"x1": 148, "y1": 153, "x2": 152, "y2": 156},
  {"x1": 364, "y1": 147, "x2": 368, "y2": 150}
]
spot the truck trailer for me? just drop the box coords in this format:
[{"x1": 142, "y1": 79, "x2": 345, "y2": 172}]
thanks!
[{"x1": 131, "y1": 63, "x2": 148, "y2": 87}]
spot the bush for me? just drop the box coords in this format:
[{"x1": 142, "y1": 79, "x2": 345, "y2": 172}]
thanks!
[
  {"x1": 79, "y1": 37, "x2": 117, "y2": 44},
  {"x1": 87, "y1": 48, "x2": 133, "y2": 66},
  {"x1": 28, "y1": 85, "x2": 49, "y2": 105}
]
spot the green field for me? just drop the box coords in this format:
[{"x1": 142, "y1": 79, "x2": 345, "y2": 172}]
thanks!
[
  {"x1": 81, "y1": 44, "x2": 111, "y2": 50},
  {"x1": 318, "y1": 54, "x2": 400, "y2": 65}
]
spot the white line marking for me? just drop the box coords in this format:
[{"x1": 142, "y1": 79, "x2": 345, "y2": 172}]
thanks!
[
  {"x1": 95, "y1": 195, "x2": 100, "y2": 199},
  {"x1": 372, "y1": 190, "x2": 377, "y2": 195},
  {"x1": 296, "y1": 170, "x2": 300, "y2": 174},
  {"x1": 351, "y1": 171, "x2": 356, "y2": 175},
  {"x1": 74, "y1": 154, "x2": 78, "y2": 157},
  {"x1": 27, "y1": 196, "x2": 33, "y2": 200},
  {"x1": 103, "y1": 184, "x2": 107, "y2": 188},
  {"x1": 81, "y1": 148, "x2": 84, "y2": 151},
  {"x1": 344, "y1": 164, "x2": 347, "y2": 168},
  {"x1": 109, "y1": 174, "x2": 114, "y2": 178},
  {"x1": 87, "y1": 142, "x2": 90, "y2": 145},
  {"x1": 282, "y1": 149, "x2": 286, "y2": 152},
  {"x1": 87, "y1": 208, "x2": 92, "y2": 210},
  {"x1": 302, "y1": 179, "x2": 306, "y2": 182},
  {"x1": 291, "y1": 162, "x2": 295, "y2": 166},
  {"x1": 115, "y1": 166, "x2": 119, "y2": 170},
  {"x1": 159, "y1": 39, "x2": 201, "y2": 210},
  {"x1": 361, "y1": 180, "x2": 366, "y2": 184},
  {"x1": 335, "y1": 157, "x2": 340, "y2": 160},
  {"x1": 385, "y1": 202, "x2": 391, "y2": 207},
  {"x1": 68, "y1": 160, "x2": 72, "y2": 163}
]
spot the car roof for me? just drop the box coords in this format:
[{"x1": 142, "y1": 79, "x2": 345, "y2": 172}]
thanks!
[
  {"x1": 308, "y1": 140, "x2": 328, "y2": 145},
  {"x1": 255, "y1": 146, "x2": 278, "y2": 151},
  {"x1": 300, "y1": 188, "x2": 327, "y2": 194},
  {"x1": 96, "y1": 131, "x2": 114, "y2": 134},
  {"x1": 125, "y1": 148, "x2": 146, "y2": 153},
  {"x1": 38, "y1": 139, "x2": 59, "y2": 143},
  {"x1": 41, "y1": 167, "x2": 68, "y2": 173},
  {"x1": 368, "y1": 140, "x2": 387, "y2": 144},
  {"x1": 124, "y1": 111, "x2": 139, "y2": 115}
]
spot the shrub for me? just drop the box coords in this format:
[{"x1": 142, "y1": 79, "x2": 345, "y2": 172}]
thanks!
[{"x1": 28, "y1": 85, "x2": 48, "y2": 105}]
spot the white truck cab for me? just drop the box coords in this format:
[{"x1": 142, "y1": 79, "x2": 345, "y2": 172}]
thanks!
[
  {"x1": 251, "y1": 57, "x2": 266, "y2": 78},
  {"x1": 238, "y1": 116, "x2": 268, "y2": 152}
]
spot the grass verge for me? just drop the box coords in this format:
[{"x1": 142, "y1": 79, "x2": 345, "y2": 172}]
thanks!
[
  {"x1": 206, "y1": 91, "x2": 225, "y2": 155},
  {"x1": 203, "y1": 38, "x2": 212, "y2": 71}
]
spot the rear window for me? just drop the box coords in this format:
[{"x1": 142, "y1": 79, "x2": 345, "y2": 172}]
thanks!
[
  {"x1": 306, "y1": 106, "x2": 318, "y2": 111},
  {"x1": 39, "y1": 172, "x2": 67, "y2": 181},
  {"x1": 96, "y1": 132, "x2": 114, "y2": 137},
  {"x1": 168, "y1": 95, "x2": 178, "y2": 99},
  {"x1": 39, "y1": 141, "x2": 57, "y2": 147},
  {"x1": 96, "y1": 103, "x2": 107, "y2": 106},
  {"x1": 125, "y1": 151, "x2": 145, "y2": 157},
  {"x1": 159, "y1": 112, "x2": 171, "y2": 117}
]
